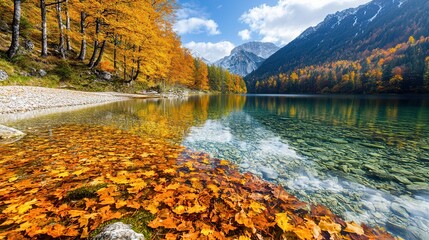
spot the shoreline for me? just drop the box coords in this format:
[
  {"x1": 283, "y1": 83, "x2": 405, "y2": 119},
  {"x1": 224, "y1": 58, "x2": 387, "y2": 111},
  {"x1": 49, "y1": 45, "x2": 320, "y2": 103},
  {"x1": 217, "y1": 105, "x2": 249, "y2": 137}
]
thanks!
[{"x1": 0, "y1": 86, "x2": 155, "y2": 116}]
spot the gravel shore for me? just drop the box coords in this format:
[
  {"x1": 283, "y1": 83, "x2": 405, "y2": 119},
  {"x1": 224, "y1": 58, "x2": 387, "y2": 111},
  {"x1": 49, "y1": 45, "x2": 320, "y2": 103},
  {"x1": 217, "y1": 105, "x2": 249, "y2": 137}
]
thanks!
[{"x1": 0, "y1": 86, "x2": 131, "y2": 114}]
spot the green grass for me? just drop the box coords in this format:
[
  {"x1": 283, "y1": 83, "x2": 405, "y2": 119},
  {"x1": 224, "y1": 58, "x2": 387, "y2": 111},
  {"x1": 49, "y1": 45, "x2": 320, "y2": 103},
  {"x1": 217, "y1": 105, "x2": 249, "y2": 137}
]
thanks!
[{"x1": 64, "y1": 184, "x2": 108, "y2": 201}]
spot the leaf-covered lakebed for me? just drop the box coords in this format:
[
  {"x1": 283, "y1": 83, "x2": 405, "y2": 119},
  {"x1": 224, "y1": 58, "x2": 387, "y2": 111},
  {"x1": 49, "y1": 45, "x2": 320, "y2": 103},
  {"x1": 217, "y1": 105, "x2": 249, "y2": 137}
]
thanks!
[{"x1": 0, "y1": 125, "x2": 395, "y2": 239}]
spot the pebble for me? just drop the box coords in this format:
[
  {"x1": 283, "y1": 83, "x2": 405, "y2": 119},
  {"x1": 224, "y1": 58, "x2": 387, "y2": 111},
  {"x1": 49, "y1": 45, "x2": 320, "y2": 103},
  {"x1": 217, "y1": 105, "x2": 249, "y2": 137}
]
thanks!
[{"x1": 0, "y1": 86, "x2": 128, "y2": 115}]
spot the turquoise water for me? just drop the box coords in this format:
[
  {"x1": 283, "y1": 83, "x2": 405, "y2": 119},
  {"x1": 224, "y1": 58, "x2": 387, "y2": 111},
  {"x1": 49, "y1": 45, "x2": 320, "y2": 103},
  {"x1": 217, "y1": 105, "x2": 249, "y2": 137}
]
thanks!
[
  {"x1": 2, "y1": 94, "x2": 429, "y2": 239},
  {"x1": 183, "y1": 95, "x2": 429, "y2": 240}
]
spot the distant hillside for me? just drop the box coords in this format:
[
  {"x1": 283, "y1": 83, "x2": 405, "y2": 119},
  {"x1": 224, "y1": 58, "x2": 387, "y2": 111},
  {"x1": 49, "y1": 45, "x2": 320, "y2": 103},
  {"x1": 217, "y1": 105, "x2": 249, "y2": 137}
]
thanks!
[
  {"x1": 246, "y1": 0, "x2": 429, "y2": 93},
  {"x1": 216, "y1": 42, "x2": 279, "y2": 76}
]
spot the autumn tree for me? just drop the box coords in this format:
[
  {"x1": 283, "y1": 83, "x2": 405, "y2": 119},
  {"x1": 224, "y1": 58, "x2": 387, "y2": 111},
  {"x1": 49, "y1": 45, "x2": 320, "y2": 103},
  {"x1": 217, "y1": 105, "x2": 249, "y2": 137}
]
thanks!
[{"x1": 193, "y1": 59, "x2": 209, "y2": 91}]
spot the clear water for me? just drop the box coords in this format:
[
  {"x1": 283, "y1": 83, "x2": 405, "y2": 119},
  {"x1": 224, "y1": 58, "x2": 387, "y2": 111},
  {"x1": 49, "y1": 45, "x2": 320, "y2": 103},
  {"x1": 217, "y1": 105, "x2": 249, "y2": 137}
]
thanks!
[{"x1": 2, "y1": 94, "x2": 429, "y2": 239}]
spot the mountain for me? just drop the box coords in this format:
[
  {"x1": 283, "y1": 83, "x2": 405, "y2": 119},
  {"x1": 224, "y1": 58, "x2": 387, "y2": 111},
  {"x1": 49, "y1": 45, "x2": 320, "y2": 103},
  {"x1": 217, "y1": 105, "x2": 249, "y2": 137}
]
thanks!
[
  {"x1": 189, "y1": 51, "x2": 211, "y2": 64},
  {"x1": 216, "y1": 42, "x2": 279, "y2": 76},
  {"x1": 232, "y1": 42, "x2": 280, "y2": 59},
  {"x1": 246, "y1": 0, "x2": 429, "y2": 93}
]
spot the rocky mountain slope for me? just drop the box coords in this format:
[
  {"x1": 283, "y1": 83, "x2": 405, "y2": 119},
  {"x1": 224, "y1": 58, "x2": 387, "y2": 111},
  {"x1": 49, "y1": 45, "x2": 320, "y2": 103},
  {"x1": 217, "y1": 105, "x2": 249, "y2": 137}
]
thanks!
[
  {"x1": 216, "y1": 42, "x2": 279, "y2": 76},
  {"x1": 246, "y1": 0, "x2": 429, "y2": 86}
]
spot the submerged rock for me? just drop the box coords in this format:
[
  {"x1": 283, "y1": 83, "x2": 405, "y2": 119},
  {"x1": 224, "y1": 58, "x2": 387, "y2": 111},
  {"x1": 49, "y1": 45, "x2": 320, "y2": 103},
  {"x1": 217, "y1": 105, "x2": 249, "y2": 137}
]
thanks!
[
  {"x1": 0, "y1": 125, "x2": 25, "y2": 144},
  {"x1": 260, "y1": 166, "x2": 278, "y2": 180},
  {"x1": 360, "y1": 143, "x2": 385, "y2": 149},
  {"x1": 329, "y1": 138, "x2": 348, "y2": 144},
  {"x1": 94, "y1": 222, "x2": 145, "y2": 240}
]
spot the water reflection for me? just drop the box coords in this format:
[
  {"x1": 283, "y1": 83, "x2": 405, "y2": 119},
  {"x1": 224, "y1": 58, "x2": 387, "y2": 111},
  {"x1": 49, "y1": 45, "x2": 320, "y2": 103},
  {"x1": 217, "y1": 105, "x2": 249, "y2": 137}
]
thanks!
[{"x1": 2, "y1": 95, "x2": 247, "y2": 144}]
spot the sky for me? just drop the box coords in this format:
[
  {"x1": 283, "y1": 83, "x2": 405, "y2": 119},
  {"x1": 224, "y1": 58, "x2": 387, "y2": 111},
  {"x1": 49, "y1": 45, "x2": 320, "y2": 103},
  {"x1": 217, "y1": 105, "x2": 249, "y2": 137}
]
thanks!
[{"x1": 174, "y1": 0, "x2": 371, "y2": 63}]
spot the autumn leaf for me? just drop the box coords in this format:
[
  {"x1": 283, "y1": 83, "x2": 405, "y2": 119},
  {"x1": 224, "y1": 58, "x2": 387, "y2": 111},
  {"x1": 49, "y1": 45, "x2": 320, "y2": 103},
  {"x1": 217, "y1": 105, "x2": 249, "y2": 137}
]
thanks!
[
  {"x1": 275, "y1": 213, "x2": 293, "y2": 232},
  {"x1": 344, "y1": 222, "x2": 364, "y2": 235},
  {"x1": 8, "y1": 176, "x2": 18, "y2": 182},
  {"x1": 235, "y1": 210, "x2": 255, "y2": 229},
  {"x1": 249, "y1": 201, "x2": 266, "y2": 213},
  {"x1": 46, "y1": 224, "x2": 66, "y2": 238},
  {"x1": 173, "y1": 205, "x2": 186, "y2": 215},
  {"x1": 142, "y1": 170, "x2": 156, "y2": 178},
  {"x1": 239, "y1": 236, "x2": 251, "y2": 240},
  {"x1": 200, "y1": 227, "x2": 214, "y2": 236},
  {"x1": 318, "y1": 217, "x2": 341, "y2": 234},
  {"x1": 19, "y1": 199, "x2": 37, "y2": 214}
]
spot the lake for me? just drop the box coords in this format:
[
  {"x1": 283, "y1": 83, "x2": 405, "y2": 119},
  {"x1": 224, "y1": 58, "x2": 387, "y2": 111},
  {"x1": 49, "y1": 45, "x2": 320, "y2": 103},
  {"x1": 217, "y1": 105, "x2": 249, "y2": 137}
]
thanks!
[{"x1": 2, "y1": 94, "x2": 429, "y2": 239}]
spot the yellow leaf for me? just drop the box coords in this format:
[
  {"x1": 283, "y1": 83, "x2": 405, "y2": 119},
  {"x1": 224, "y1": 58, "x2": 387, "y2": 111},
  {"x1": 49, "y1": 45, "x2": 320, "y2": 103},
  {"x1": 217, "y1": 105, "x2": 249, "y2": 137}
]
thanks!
[
  {"x1": 318, "y1": 217, "x2": 341, "y2": 234},
  {"x1": 18, "y1": 221, "x2": 32, "y2": 231},
  {"x1": 200, "y1": 228, "x2": 213, "y2": 236},
  {"x1": 128, "y1": 180, "x2": 147, "y2": 193},
  {"x1": 8, "y1": 176, "x2": 18, "y2": 182},
  {"x1": 275, "y1": 213, "x2": 293, "y2": 232},
  {"x1": 2, "y1": 204, "x2": 18, "y2": 214},
  {"x1": 249, "y1": 201, "x2": 266, "y2": 213},
  {"x1": 72, "y1": 167, "x2": 90, "y2": 176},
  {"x1": 107, "y1": 174, "x2": 129, "y2": 184},
  {"x1": 145, "y1": 203, "x2": 159, "y2": 214},
  {"x1": 18, "y1": 199, "x2": 37, "y2": 214},
  {"x1": 163, "y1": 168, "x2": 176, "y2": 174},
  {"x1": 239, "y1": 236, "x2": 251, "y2": 240},
  {"x1": 173, "y1": 205, "x2": 186, "y2": 215},
  {"x1": 166, "y1": 183, "x2": 180, "y2": 190},
  {"x1": 220, "y1": 160, "x2": 229, "y2": 165},
  {"x1": 142, "y1": 170, "x2": 155, "y2": 178},
  {"x1": 57, "y1": 171, "x2": 69, "y2": 178},
  {"x1": 344, "y1": 222, "x2": 364, "y2": 235},
  {"x1": 115, "y1": 200, "x2": 127, "y2": 209}
]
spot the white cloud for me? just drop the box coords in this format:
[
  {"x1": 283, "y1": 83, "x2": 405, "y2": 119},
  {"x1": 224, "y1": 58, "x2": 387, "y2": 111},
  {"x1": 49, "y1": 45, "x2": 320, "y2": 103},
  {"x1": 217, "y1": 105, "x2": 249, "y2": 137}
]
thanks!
[
  {"x1": 238, "y1": 29, "x2": 252, "y2": 41},
  {"x1": 174, "y1": 4, "x2": 221, "y2": 36},
  {"x1": 240, "y1": 0, "x2": 370, "y2": 45},
  {"x1": 184, "y1": 41, "x2": 235, "y2": 63},
  {"x1": 174, "y1": 18, "x2": 220, "y2": 35}
]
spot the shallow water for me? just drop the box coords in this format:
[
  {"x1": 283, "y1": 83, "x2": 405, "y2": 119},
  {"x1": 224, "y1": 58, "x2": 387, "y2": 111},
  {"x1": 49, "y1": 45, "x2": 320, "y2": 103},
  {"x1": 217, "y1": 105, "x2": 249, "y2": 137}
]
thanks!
[{"x1": 2, "y1": 94, "x2": 429, "y2": 239}]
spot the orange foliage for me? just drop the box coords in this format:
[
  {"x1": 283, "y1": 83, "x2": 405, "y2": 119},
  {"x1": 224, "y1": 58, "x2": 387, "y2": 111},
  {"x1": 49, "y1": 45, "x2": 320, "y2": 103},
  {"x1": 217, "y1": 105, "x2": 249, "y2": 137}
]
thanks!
[{"x1": 0, "y1": 125, "x2": 395, "y2": 239}]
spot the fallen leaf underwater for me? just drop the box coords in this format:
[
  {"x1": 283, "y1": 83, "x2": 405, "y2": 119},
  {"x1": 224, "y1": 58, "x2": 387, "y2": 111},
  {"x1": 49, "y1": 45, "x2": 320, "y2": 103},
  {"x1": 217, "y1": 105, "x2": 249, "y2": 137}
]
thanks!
[{"x1": 0, "y1": 125, "x2": 396, "y2": 239}]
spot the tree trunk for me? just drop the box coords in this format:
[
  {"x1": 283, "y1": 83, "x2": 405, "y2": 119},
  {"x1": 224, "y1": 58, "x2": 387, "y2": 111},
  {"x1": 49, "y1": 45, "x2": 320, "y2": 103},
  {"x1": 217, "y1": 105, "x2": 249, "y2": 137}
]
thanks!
[
  {"x1": 133, "y1": 46, "x2": 142, "y2": 80},
  {"x1": 92, "y1": 40, "x2": 106, "y2": 69},
  {"x1": 56, "y1": 0, "x2": 65, "y2": 59},
  {"x1": 65, "y1": 0, "x2": 71, "y2": 51},
  {"x1": 88, "y1": 19, "x2": 100, "y2": 67},
  {"x1": 7, "y1": 0, "x2": 21, "y2": 59},
  {"x1": 123, "y1": 54, "x2": 127, "y2": 81},
  {"x1": 40, "y1": 0, "x2": 48, "y2": 57},
  {"x1": 77, "y1": 11, "x2": 86, "y2": 60},
  {"x1": 113, "y1": 34, "x2": 118, "y2": 69}
]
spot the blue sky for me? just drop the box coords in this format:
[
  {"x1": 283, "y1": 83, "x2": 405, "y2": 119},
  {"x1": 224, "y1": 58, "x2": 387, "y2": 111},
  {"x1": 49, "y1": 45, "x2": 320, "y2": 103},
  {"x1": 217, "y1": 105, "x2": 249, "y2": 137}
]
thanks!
[{"x1": 175, "y1": 0, "x2": 371, "y2": 63}]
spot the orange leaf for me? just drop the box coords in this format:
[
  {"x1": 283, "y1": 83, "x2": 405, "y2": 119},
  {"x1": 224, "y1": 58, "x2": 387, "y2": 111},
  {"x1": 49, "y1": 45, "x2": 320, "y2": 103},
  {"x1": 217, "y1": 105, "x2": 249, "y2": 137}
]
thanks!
[{"x1": 46, "y1": 224, "x2": 66, "y2": 238}]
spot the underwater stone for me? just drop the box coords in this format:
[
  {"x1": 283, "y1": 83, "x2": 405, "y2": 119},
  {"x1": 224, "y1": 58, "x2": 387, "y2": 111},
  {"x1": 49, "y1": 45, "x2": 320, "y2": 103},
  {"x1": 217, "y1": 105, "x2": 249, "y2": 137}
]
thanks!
[
  {"x1": 94, "y1": 222, "x2": 145, "y2": 240},
  {"x1": 360, "y1": 143, "x2": 386, "y2": 149},
  {"x1": 329, "y1": 138, "x2": 348, "y2": 144},
  {"x1": 260, "y1": 166, "x2": 278, "y2": 180}
]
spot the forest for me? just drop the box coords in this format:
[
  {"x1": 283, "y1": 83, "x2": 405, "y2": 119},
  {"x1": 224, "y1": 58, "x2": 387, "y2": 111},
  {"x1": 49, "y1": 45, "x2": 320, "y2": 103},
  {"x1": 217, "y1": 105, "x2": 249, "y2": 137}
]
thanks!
[
  {"x1": 251, "y1": 36, "x2": 429, "y2": 94},
  {"x1": 0, "y1": 0, "x2": 246, "y2": 93}
]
